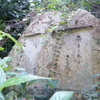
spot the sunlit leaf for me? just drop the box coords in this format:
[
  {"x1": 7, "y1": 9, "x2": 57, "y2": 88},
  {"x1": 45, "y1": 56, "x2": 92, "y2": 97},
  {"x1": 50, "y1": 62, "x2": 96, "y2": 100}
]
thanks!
[
  {"x1": 3, "y1": 66, "x2": 13, "y2": 70},
  {"x1": 0, "y1": 47, "x2": 4, "y2": 51},
  {"x1": 0, "y1": 74, "x2": 50, "y2": 90},
  {"x1": 50, "y1": 91, "x2": 74, "y2": 100}
]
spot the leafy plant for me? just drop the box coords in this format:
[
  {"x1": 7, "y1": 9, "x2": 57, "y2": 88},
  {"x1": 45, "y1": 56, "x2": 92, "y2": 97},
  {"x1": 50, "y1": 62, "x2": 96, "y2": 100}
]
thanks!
[
  {"x1": 31, "y1": 0, "x2": 67, "y2": 11},
  {"x1": 50, "y1": 91, "x2": 74, "y2": 100},
  {"x1": 16, "y1": 79, "x2": 37, "y2": 97},
  {"x1": 0, "y1": 66, "x2": 50, "y2": 99},
  {"x1": 46, "y1": 79, "x2": 59, "y2": 89}
]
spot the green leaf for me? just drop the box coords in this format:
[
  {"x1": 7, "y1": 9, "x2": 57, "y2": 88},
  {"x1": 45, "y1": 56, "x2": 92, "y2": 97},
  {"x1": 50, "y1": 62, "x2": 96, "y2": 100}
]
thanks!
[
  {"x1": 47, "y1": 79, "x2": 59, "y2": 88},
  {"x1": 50, "y1": 91, "x2": 74, "y2": 100},
  {"x1": 0, "y1": 64, "x2": 4, "y2": 68},
  {"x1": 0, "y1": 67, "x2": 6, "y2": 90},
  {"x1": 0, "y1": 74, "x2": 50, "y2": 90},
  {"x1": 0, "y1": 47, "x2": 4, "y2": 51},
  {"x1": 0, "y1": 57, "x2": 13, "y2": 68},
  {"x1": 0, "y1": 30, "x2": 22, "y2": 48},
  {"x1": 27, "y1": 80, "x2": 37, "y2": 87},
  {"x1": 19, "y1": 82, "x2": 27, "y2": 91},
  {"x1": 3, "y1": 66, "x2": 13, "y2": 70}
]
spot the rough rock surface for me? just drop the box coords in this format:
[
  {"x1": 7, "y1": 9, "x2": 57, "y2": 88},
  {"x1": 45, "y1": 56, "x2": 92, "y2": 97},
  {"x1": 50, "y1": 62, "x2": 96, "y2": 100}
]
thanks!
[{"x1": 9, "y1": 9, "x2": 100, "y2": 91}]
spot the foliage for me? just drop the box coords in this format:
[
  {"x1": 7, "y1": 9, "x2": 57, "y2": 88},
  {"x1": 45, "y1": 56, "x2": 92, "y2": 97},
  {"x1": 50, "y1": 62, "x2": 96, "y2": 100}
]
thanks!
[
  {"x1": 16, "y1": 80, "x2": 37, "y2": 97},
  {"x1": 32, "y1": 0, "x2": 66, "y2": 11},
  {"x1": 31, "y1": 0, "x2": 69, "y2": 11},
  {"x1": 0, "y1": 20, "x2": 5, "y2": 30},
  {"x1": 46, "y1": 79, "x2": 59, "y2": 89},
  {"x1": 0, "y1": 57, "x2": 48, "y2": 99},
  {"x1": 0, "y1": 0, "x2": 30, "y2": 20},
  {"x1": 44, "y1": 79, "x2": 59, "y2": 98},
  {"x1": 82, "y1": 72, "x2": 100, "y2": 99},
  {"x1": 0, "y1": 0, "x2": 31, "y2": 58},
  {"x1": 31, "y1": 0, "x2": 100, "y2": 18},
  {"x1": 0, "y1": 56, "x2": 13, "y2": 72},
  {"x1": 0, "y1": 67, "x2": 6, "y2": 89},
  {"x1": 0, "y1": 74, "x2": 49, "y2": 91},
  {"x1": 50, "y1": 91, "x2": 74, "y2": 100},
  {"x1": 0, "y1": 66, "x2": 50, "y2": 99}
]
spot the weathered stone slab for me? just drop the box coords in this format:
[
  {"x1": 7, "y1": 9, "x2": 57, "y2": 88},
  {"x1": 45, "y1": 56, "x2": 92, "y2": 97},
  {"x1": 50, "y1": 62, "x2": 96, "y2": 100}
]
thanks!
[
  {"x1": 36, "y1": 28, "x2": 93, "y2": 90},
  {"x1": 9, "y1": 9, "x2": 100, "y2": 90}
]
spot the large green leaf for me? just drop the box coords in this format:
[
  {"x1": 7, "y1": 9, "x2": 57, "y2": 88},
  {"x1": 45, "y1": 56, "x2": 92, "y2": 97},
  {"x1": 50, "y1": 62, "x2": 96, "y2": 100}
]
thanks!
[
  {"x1": 0, "y1": 74, "x2": 50, "y2": 90},
  {"x1": 50, "y1": 91, "x2": 74, "y2": 100},
  {"x1": 0, "y1": 67, "x2": 6, "y2": 90}
]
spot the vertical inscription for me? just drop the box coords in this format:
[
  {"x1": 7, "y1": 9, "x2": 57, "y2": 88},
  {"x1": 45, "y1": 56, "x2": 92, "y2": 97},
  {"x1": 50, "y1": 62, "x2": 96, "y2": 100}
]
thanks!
[
  {"x1": 76, "y1": 35, "x2": 81, "y2": 64},
  {"x1": 65, "y1": 55, "x2": 70, "y2": 75}
]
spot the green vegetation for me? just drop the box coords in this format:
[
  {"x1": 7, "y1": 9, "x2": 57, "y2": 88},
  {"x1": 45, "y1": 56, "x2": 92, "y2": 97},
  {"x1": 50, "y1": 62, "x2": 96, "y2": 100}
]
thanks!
[
  {"x1": 0, "y1": 0, "x2": 30, "y2": 20},
  {"x1": 0, "y1": 0, "x2": 31, "y2": 58},
  {"x1": 0, "y1": 67, "x2": 50, "y2": 99}
]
